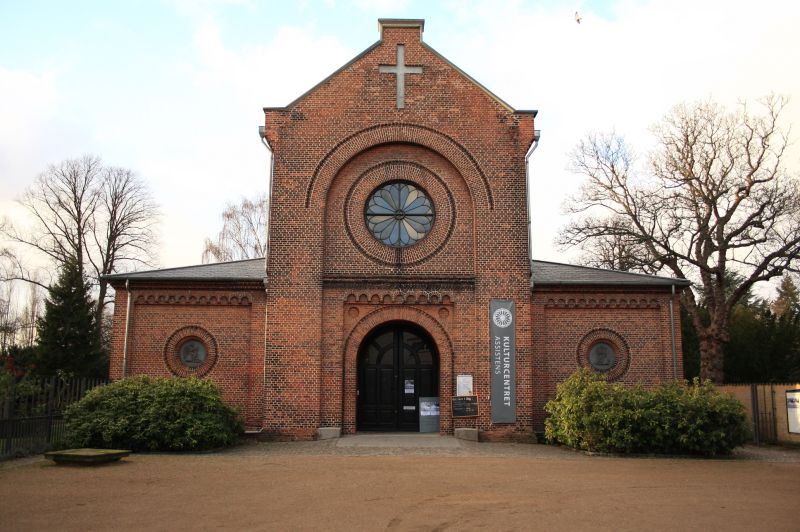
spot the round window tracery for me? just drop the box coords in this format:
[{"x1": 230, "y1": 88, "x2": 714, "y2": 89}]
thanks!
[
  {"x1": 164, "y1": 326, "x2": 218, "y2": 377},
  {"x1": 365, "y1": 182, "x2": 434, "y2": 247},
  {"x1": 576, "y1": 329, "x2": 631, "y2": 381},
  {"x1": 179, "y1": 339, "x2": 207, "y2": 369},
  {"x1": 588, "y1": 342, "x2": 616, "y2": 372}
]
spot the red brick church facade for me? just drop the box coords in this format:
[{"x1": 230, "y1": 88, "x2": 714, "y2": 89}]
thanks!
[{"x1": 108, "y1": 19, "x2": 687, "y2": 441}]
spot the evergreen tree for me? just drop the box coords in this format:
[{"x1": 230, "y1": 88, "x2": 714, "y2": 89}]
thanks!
[
  {"x1": 1, "y1": 344, "x2": 38, "y2": 377},
  {"x1": 724, "y1": 302, "x2": 800, "y2": 383},
  {"x1": 680, "y1": 305, "x2": 701, "y2": 380},
  {"x1": 683, "y1": 281, "x2": 800, "y2": 383},
  {"x1": 34, "y1": 260, "x2": 106, "y2": 377},
  {"x1": 772, "y1": 275, "x2": 800, "y2": 317}
]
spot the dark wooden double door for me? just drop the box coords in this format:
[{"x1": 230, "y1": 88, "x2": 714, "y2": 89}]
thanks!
[{"x1": 357, "y1": 324, "x2": 438, "y2": 431}]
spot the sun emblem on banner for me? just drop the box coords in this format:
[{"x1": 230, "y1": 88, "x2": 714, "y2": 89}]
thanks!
[{"x1": 493, "y1": 308, "x2": 513, "y2": 328}]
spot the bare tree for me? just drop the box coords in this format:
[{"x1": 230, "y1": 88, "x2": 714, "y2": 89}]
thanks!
[
  {"x1": 560, "y1": 96, "x2": 800, "y2": 383},
  {"x1": 17, "y1": 283, "x2": 41, "y2": 348},
  {"x1": 2, "y1": 156, "x2": 101, "y2": 288},
  {"x1": 2, "y1": 155, "x2": 160, "y2": 330},
  {"x1": 202, "y1": 193, "x2": 267, "y2": 263},
  {"x1": 89, "y1": 166, "x2": 159, "y2": 324},
  {"x1": 0, "y1": 282, "x2": 17, "y2": 351},
  {"x1": 574, "y1": 217, "x2": 660, "y2": 274}
]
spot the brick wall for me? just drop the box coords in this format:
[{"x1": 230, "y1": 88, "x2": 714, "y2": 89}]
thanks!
[
  {"x1": 108, "y1": 283, "x2": 266, "y2": 430},
  {"x1": 718, "y1": 384, "x2": 800, "y2": 445},
  {"x1": 262, "y1": 21, "x2": 535, "y2": 440},
  {"x1": 531, "y1": 287, "x2": 683, "y2": 431},
  {"x1": 106, "y1": 20, "x2": 685, "y2": 442}
]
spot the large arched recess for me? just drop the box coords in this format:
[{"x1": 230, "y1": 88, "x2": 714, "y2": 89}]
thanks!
[
  {"x1": 342, "y1": 305, "x2": 454, "y2": 434},
  {"x1": 305, "y1": 123, "x2": 493, "y2": 211},
  {"x1": 321, "y1": 143, "x2": 475, "y2": 272}
]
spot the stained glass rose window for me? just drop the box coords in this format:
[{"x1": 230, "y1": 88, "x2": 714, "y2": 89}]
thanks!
[{"x1": 365, "y1": 182, "x2": 434, "y2": 247}]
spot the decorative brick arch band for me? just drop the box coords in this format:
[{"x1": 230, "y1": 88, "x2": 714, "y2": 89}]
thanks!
[
  {"x1": 306, "y1": 123, "x2": 492, "y2": 210},
  {"x1": 341, "y1": 305, "x2": 454, "y2": 434}
]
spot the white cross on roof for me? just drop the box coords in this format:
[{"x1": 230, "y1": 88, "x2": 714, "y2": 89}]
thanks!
[{"x1": 379, "y1": 44, "x2": 423, "y2": 110}]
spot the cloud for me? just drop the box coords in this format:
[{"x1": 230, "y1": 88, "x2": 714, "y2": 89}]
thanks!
[
  {"x1": 158, "y1": 1, "x2": 799, "y2": 282},
  {"x1": 2, "y1": 13, "x2": 355, "y2": 271},
  {"x1": 167, "y1": 0, "x2": 255, "y2": 19},
  {"x1": 0, "y1": 67, "x2": 61, "y2": 197},
  {"x1": 3, "y1": 0, "x2": 797, "y2": 302},
  {"x1": 188, "y1": 19, "x2": 353, "y2": 105},
  {"x1": 129, "y1": 19, "x2": 354, "y2": 267},
  {"x1": 351, "y1": 0, "x2": 410, "y2": 12},
  {"x1": 431, "y1": 0, "x2": 800, "y2": 274}
]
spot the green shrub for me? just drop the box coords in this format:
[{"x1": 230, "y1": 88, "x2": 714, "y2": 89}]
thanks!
[
  {"x1": 64, "y1": 376, "x2": 243, "y2": 451},
  {"x1": 544, "y1": 369, "x2": 750, "y2": 456}
]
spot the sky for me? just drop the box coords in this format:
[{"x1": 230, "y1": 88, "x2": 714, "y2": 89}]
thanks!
[{"x1": 1, "y1": 0, "x2": 799, "y2": 297}]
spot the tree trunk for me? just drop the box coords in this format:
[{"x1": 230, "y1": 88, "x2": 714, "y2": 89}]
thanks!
[{"x1": 698, "y1": 333, "x2": 725, "y2": 383}]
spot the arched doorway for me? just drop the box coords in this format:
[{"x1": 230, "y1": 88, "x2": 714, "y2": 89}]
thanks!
[{"x1": 357, "y1": 323, "x2": 439, "y2": 431}]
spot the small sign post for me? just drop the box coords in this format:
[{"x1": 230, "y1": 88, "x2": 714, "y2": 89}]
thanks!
[{"x1": 419, "y1": 397, "x2": 440, "y2": 433}]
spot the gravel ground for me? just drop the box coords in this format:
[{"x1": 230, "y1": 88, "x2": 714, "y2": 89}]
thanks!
[
  {"x1": 1, "y1": 438, "x2": 798, "y2": 531},
  {"x1": 222, "y1": 436, "x2": 800, "y2": 462}
]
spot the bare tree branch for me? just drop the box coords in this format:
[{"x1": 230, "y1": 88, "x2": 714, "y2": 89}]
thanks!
[
  {"x1": 88, "y1": 165, "x2": 160, "y2": 325},
  {"x1": 1, "y1": 155, "x2": 160, "y2": 334},
  {"x1": 202, "y1": 194, "x2": 267, "y2": 263},
  {"x1": 559, "y1": 95, "x2": 800, "y2": 382}
]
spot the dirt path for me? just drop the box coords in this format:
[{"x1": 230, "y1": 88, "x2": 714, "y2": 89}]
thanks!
[{"x1": 1, "y1": 440, "x2": 797, "y2": 531}]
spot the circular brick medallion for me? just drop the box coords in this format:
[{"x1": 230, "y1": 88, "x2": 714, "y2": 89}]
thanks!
[
  {"x1": 164, "y1": 326, "x2": 218, "y2": 377},
  {"x1": 576, "y1": 328, "x2": 630, "y2": 381},
  {"x1": 344, "y1": 161, "x2": 455, "y2": 266}
]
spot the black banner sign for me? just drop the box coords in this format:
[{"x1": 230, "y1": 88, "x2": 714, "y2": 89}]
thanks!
[
  {"x1": 452, "y1": 395, "x2": 478, "y2": 418},
  {"x1": 490, "y1": 299, "x2": 516, "y2": 423}
]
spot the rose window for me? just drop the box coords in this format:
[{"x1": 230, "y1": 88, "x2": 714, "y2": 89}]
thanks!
[{"x1": 365, "y1": 182, "x2": 434, "y2": 247}]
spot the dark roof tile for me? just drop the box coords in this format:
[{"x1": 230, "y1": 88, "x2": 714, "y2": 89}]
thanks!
[
  {"x1": 104, "y1": 258, "x2": 265, "y2": 282},
  {"x1": 104, "y1": 257, "x2": 689, "y2": 287},
  {"x1": 531, "y1": 260, "x2": 690, "y2": 287}
]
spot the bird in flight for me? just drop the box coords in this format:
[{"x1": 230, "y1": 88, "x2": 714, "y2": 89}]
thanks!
[{"x1": 575, "y1": 11, "x2": 582, "y2": 24}]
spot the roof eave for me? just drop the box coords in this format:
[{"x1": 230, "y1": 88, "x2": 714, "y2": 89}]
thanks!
[
  {"x1": 532, "y1": 280, "x2": 692, "y2": 288},
  {"x1": 106, "y1": 276, "x2": 267, "y2": 287}
]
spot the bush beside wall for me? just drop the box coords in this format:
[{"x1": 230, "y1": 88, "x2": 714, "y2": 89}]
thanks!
[
  {"x1": 544, "y1": 369, "x2": 749, "y2": 456},
  {"x1": 64, "y1": 376, "x2": 243, "y2": 451}
]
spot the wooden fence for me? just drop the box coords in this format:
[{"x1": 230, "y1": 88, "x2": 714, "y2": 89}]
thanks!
[{"x1": 0, "y1": 376, "x2": 107, "y2": 460}]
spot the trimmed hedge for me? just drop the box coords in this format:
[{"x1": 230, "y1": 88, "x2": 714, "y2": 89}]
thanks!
[
  {"x1": 64, "y1": 376, "x2": 243, "y2": 451},
  {"x1": 544, "y1": 369, "x2": 749, "y2": 456}
]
